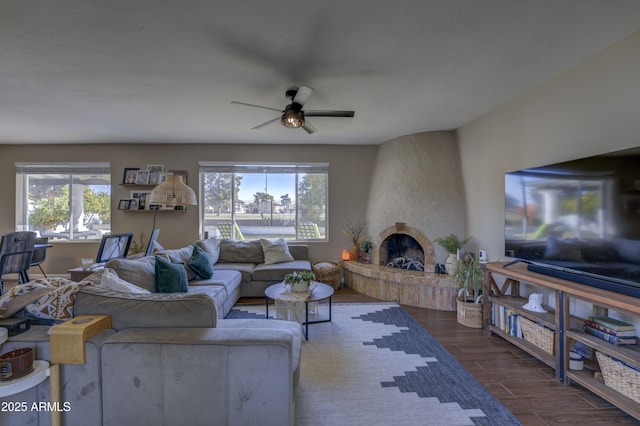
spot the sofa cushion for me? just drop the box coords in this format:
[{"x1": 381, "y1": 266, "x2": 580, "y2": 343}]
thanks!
[
  {"x1": 288, "y1": 244, "x2": 308, "y2": 261},
  {"x1": 189, "y1": 269, "x2": 242, "y2": 291},
  {"x1": 187, "y1": 286, "x2": 227, "y2": 315},
  {"x1": 195, "y1": 238, "x2": 221, "y2": 264},
  {"x1": 160, "y1": 246, "x2": 198, "y2": 280},
  {"x1": 214, "y1": 263, "x2": 256, "y2": 282},
  {"x1": 261, "y1": 238, "x2": 294, "y2": 264},
  {"x1": 252, "y1": 260, "x2": 312, "y2": 282},
  {"x1": 188, "y1": 244, "x2": 214, "y2": 279},
  {"x1": 217, "y1": 318, "x2": 302, "y2": 385},
  {"x1": 155, "y1": 256, "x2": 189, "y2": 293},
  {"x1": 219, "y1": 239, "x2": 264, "y2": 264},
  {"x1": 74, "y1": 286, "x2": 218, "y2": 330},
  {"x1": 105, "y1": 256, "x2": 158, "y2": 292},
  {"x1": 101, "y1": 268, "x2": 150, "y2": 294},
  {"x1": 189, "y1": 269, "x2": 242, "y2": 313}
]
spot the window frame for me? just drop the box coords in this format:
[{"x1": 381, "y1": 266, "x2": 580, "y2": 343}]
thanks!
[
  {"x1": 15, "y1": 162, "x2": 112, "y2": 241},
  {"x1": 199, "y1": 162, "x2": 329, "y2": 242}
]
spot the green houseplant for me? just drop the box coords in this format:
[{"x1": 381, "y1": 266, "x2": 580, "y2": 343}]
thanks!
[
  {"x1": 284, "y1": 271, "x2": 315, "y2": 292},
  {"x1": 434, "y1": 234, "x2": 471, "y2": 275},
  {"x1": 452, "y1": 255, "x2": 485, "y2": 328}
]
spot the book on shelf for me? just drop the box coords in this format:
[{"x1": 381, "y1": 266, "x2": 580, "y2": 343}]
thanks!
[
  {"x1": 583, "y1": 319, "x2": 636, "y2": 337},
  {"x1": 572, "y1": 341, "x2": 594, "y2": 360},
  {"x1": 583, "y1": 325, "x2": 637, "y2": 345},
  {"x1": 589, "y1": 315, "x2": 636, "y2": 332},
  {"x1": 491, "y1": 303, "x2": 522, "y2": 338}
]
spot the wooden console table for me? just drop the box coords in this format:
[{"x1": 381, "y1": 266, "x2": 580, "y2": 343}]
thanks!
[{"x1": 483, "y1": 261, "x2": 640, "y2": 420}]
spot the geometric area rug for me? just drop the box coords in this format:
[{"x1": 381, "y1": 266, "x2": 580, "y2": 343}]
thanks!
[{"x1": 226, "y1": 302, "x2": 521, "y2": 425}]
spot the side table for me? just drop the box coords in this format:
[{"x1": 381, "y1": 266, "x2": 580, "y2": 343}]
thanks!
[
  {"x1": 0, "y1": 360, "x2": 50, "y2": 398},
  {"x1": 68, "y1": 266, "x2": 102, "y2": 282}
]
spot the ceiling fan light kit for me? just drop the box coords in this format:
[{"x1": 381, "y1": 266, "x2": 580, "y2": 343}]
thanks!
[
  {"x1": 232, "y1": 85, "x2": 355, "y2": 134},
  {"x1": 281, "y1": 109, "x2": 304, "y2": 128}
]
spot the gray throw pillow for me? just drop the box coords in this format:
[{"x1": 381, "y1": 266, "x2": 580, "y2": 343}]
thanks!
[
  {"x1": 195, "y1": 238, "x2": 221, "y2": 264},
  {"x1": 105, "y1": 256, "x2": 158, "y2": 292},
  {"x1": 261, "y1": 238, "x2": 294, "y2": 264},
  {"x1": 219, "y1": 239, "x2": 264, "y2": 263}
]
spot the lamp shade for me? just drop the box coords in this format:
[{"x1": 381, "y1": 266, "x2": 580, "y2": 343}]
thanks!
[{"x1": 149, "y1": 175, "x2": 197, "y2": 207}]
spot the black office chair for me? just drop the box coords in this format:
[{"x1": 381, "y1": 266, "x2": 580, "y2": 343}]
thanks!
[
  {"x1": 0, "y1": 231, "x2": 37, "y2": 293},
  {"x1": 30, "y1": 236, "x2": 49, "y2": 278}
]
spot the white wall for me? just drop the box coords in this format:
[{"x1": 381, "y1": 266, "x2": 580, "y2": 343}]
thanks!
[{"x1": 457, "y1": 31, "x2": 640, "y2": 262}]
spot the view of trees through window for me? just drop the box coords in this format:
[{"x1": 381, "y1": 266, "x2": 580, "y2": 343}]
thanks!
[
  {"x1": 16, "y1": 166, "x2": 111, "y2": 240},
  {"x1": 201, "y1": 166, "x2": 327, "y2": 241}
]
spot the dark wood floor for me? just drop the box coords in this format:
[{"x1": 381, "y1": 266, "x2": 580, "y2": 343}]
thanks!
[{"x1": 242, "y1": 287, "x2": 640, "y2": 425}]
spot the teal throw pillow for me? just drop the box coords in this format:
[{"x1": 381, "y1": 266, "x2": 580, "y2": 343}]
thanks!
[
  {"x1": 188, "y1": 244, "x2": 214, "y2": 279},
  {"x1": 154, "y1": 255, "x2": 189, "y2": 293}
]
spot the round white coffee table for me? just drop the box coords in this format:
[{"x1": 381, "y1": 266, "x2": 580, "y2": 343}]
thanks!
[{"x1": 264, "y1": 281, "x2": 334, "y2": 340}]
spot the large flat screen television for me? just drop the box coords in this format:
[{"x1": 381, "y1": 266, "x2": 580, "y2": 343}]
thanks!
[{"x1": 504, "y1": 146, "x2": 640, "y2": 297}]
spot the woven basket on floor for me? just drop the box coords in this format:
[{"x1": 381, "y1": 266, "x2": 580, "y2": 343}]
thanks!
[
  {"x1": 519, "y1": 316, "x2": 554, "y2": 355},
  {"x1": 456, "y1": 298, "x2": 483, "y2": 328},
  {"x1": 312, "y1": 262, "x2": 342, "y2": 289},
  {"x1": 596, "y1": 351, "x2": 640, "y2": 403}
]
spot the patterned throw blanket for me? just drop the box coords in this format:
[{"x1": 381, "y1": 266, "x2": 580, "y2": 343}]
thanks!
[{"x1": 0, "y1": 277, "x2": 93, "y2": 321}]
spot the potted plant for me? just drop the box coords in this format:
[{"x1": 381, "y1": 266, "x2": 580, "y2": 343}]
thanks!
[
  {"x1": 359, "y1": 239, "x2": 372, "y2": 263},
  {"x1": 284, "y1": 271, "x2": 315, "y2": 292},
  {"x1": 434, "y1": 234, "x2": 471, "y2": 275},
  {"x1": 453, "y1": 255, "x2": 484, "y2": 328}
]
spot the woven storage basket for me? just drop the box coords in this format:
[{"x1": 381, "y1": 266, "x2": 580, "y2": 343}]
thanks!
[
  {"x1": 519, "y1": 316, "x2": 554, "y2": 355},
  {"x1": 312, "y1": 262, "x2": 342, "y2": 290},
  {"x1": 596, "y1": 351, "x2": 640, "y2": 403},
  {"x1": 456, "y1": 299, "x2": 483, "y2": 329}
]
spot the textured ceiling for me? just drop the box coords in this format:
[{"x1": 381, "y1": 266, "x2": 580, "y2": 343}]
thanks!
[{"x1": 1, "y1": 0, "x2": 640, "y2": 145}]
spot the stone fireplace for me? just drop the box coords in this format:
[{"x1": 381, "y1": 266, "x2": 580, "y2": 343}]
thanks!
[
  {"x1": 374, "y1": 223, "x2": 436, "y2": 272},
  {"x1": 343, "y1": 222, "x2": 456, "y2": 311}
]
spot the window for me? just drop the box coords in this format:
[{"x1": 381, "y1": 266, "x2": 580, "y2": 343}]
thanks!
[
  {"x1": 15, "y1": 162, "x2": 111, "y2": 241},
  {"x1": 200, "y1": 162, "x2": 328, "y2": 241}
]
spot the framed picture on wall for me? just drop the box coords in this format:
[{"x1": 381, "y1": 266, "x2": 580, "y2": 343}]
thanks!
[
  {"x1": 118, "y1": 199, "x2": 131, "y2": 210},
  {"x1": 147, "y1": 164, "x2": 164, "y2": 185},
  {"x1": 135, "y1": 170, "x2": 150, "y2": 185},
  {"x1": 130, "y1": 190, "x2": 152, "y2": 210},
  {"x1": 128, "y1": 198, "x2": 139, "y2": 210},
  {"x1": 123, "y1": 168, "x2": 139, "y2": 184}
]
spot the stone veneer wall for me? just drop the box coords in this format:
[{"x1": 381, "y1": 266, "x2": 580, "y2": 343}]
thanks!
[
  {"x1": 343, "y1": 262, "x2": 457, "y2": 311},
  {"x1": 365, "y1": 131, "x2": 466, "y2": 266}
]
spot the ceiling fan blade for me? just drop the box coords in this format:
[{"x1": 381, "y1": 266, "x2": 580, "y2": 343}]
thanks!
[
  {"x1": 302, "y1": 120, "x2": 317, "y2": 134},
  {"x1": 304, "y1": 110, "x2": 355, "y2": 118},
  {"x1": 231, "y1": 101, "x2": 282, "y2": 113},
  {"x1": 252, "y1": 117, "x2": 281, "y2": 130},
  {"x1": 292, "y1": 85, "x2": 313, "y2": 108}
]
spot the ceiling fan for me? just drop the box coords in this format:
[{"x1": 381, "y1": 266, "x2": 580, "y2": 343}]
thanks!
[{"x1": 231, "y1": 85, "x2": 355, "y2": 134}]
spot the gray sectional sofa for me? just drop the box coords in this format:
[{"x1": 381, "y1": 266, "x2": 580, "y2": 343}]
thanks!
[{"x1": 0, "y1": 238, "x2": 310, "y2": 426}]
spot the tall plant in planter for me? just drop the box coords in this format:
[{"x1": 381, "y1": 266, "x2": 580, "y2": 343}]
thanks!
[
  {"x1": 453, "y1": 255, "x2": 485, "y2": 328},
  {"x1": 434, "y1": 234, "x2": 471, "y2": 275}
]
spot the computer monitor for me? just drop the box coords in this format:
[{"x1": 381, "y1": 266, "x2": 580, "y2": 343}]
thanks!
[
  {"x1": 145, "y1": 228, "x2": 161, "y2": 256},
  {"x1": 95, "y1": 233, "x2": 133, "y2": 264}
]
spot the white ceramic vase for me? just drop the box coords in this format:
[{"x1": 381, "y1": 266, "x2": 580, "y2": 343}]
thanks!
[{"x1": 445, "y1": 253, "x2": 459, "y2": 276}]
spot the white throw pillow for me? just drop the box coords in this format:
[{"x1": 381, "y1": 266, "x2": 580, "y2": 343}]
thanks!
[
  {"x1": 100, "y1": 268, "x2": 150, "y2": 294},
  {"x1": 261, "y1": 238, "x2": 294, "y2": 264}
]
